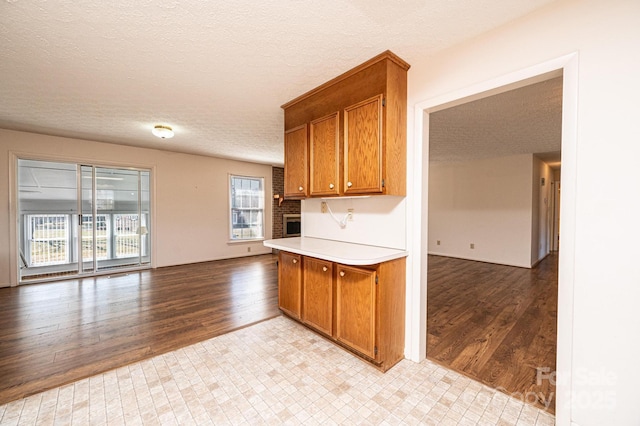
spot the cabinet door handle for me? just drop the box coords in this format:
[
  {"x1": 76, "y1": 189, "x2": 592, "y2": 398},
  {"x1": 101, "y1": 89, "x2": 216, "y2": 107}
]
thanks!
[
  {"x1": 298, "y1": 186, "x2": 304, "y2": 191},
  {"x1": 322, "y1": 266, "x2": 328, "y2": 272},
  {"x1": 339, "y1": 271, "x2": 345, "y2": 277},
  {"x1": 347, "y1": 181, "x2": 353, "y2": 188},
  {"x1": 292, "y1": 259, "x2": 298, "y2": 264},
  {"x1": 329, "y1": 183, "x2": 334, "y2": 189}
]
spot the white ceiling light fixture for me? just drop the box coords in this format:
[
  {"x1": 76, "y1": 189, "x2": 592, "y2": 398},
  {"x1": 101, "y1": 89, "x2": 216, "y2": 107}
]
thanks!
[{"x1": 152, "y1": 125, "x2": 174, "y2": 139}]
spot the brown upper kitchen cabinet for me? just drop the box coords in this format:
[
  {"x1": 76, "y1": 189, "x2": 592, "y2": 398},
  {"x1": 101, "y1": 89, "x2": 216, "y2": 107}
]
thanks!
[
  {"x1": 283, "y1": 124, "x2": 308, "y2": 199},
  {"x1": 310, "y1": 112, "x2": 340, "y2": 196},
  {"x1": 278, "y1": 251, "x2": 302, "y2": 319},
  {"x1": 282, "y1": 50, "x2": 410, "y2": 198},
  {"x1": 344, "y1": 95, "x2": 383, "y2": 194}
]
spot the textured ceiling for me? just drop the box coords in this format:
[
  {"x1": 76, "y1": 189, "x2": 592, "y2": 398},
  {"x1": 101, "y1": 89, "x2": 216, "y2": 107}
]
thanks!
[
  {"x1": 430, "y1": 76, "x2": 563, "y2": 165},
  {"x1": 0, "y1": 0, "x2": 558, "y2": 166}
]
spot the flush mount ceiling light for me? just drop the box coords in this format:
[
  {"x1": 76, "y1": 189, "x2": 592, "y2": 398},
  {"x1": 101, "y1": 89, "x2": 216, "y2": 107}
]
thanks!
[{"x1": 152, "y1": 125, "x2": 174, "y2": 139}]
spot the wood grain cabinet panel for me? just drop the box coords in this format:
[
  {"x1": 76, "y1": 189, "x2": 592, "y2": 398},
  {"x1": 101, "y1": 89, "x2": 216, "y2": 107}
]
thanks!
[
  {"x1": 282, "y1": 51, "x2": 409, "y2": 198},
  {"x1": 344, "y1": 95, "x2": 383, "y2": 194},
  {"x1": 277, "y1": 251, "x2": 405, "y2": 372},
  {"x1": 278, "y1": 252, "x2": 302, "y2": 318},
  {"x1": 335, "y1": 264, "x2": 377, "y2": 359},
  {"x1": 283, "y1": 125, "x2": 308, "y2": 199},
  {"x1": 302, "y1": 257, "x2": 333, "y2": 336},
  {"x1": 310, "y1": 112, "x2": 340, "y2": 196}
]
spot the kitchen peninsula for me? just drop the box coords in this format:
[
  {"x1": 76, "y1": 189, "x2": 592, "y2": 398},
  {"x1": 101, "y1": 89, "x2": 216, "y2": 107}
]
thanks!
[
  {"x1": 265, "y1": 237, "x2": 408, "y2": 372},
  {"x1": 267, "y1": 50, "x2": 410, "y2": 371}
]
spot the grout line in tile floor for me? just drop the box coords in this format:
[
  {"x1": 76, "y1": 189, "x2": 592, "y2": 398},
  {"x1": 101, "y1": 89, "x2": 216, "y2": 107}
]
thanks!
[{"x1": 0, "y1": 316, "x2": 555, "y2": 425}]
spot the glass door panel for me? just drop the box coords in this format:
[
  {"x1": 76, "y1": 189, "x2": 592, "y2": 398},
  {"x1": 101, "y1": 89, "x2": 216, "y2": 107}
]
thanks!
[
  {"x1": 95, "y1": 167, "x2": 149, "y2": 272},
  {"x1": 18, "y1": 159, "x2": 79, "y2": 281},
  {"x1": 80, "y1": 165, "x2": 95, "y2": 273},
  {"x1": 140, "y1": 171, "x2": 151, "y2": 265},
  {"x1": 17, "y1": 159, "x2": 151, "y2": 283}
]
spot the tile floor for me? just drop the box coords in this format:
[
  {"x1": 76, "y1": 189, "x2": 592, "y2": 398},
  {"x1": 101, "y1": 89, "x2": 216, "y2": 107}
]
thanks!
[{"x1": 0, "y1": 317, "x2": 555, "y2": 425}]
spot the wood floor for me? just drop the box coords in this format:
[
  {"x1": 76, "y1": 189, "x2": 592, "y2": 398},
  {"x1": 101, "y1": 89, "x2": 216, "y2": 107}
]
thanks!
[
  {"x1": 427, "y1": 254, "x2": 558, "y2": 413},
  {"x1": 0, "y1": 254, "x2": 280, "y2": 406}
]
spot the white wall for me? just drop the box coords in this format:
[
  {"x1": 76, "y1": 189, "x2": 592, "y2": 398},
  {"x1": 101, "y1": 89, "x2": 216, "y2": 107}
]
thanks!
[
  {"x1": 0, "y1": 129, "x2": 273, "y2": 287},
  {"x1": 407, "y1": 0, "x2": 640, "y2": 424},
  {"x1": 428, "y1": 154, "x2": 533, "y2": 267},
  {"x1": 531, "y1": 156, "x2": 553, "y2": 265},
  {"x1": 302, "y1": 196, "x2": 406, "y2": 250}
]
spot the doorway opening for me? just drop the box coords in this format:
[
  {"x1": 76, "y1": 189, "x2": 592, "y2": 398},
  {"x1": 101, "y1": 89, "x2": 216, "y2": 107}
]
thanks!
[
  {"x1": 17, "y1": 159, "x2": 151, "y2": 283},
  {"x1": 424, "y1": 74, "x2": 562, "y2": 413}
]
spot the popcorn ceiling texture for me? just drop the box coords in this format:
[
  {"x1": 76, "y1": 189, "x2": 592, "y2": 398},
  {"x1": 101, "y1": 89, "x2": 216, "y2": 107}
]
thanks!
[
  {"x1": 430, "y1": 77, "x2": 562, "y2": 164},
  {"x1": 0, "y1": 0, "x2": 557, "y2": 165}
]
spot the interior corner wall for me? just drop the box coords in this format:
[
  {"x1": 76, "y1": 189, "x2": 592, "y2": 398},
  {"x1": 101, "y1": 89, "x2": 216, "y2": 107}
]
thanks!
[
  {"x1": 0, "y1": 128, "x2": 273, "y2": 287},
  {"x1": 408, "y1": 1, "x2": 640, "y2": 424},
  {"x1": 427, "y1": 154, "x2": 533, "y2": 267},
  {"x1": 531, "y1": 156, "x2": 553, "y2": 265}
]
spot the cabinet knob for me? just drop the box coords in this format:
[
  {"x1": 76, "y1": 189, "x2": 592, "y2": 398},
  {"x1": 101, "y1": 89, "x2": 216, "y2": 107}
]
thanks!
[
  {"x1": 292, "y1": 259, "x2": 298, "y2": 264},
  {"x1": 339, "y1": 271, "x2": 345, "y2": 277},
  {"x1": 347, "y1": 181, "x2": 353, "y2": 188},
  {"x1": 329, "y1": 183, "x2": 334, "y2": 189},
  {"x1": 322, "y1": 266, "x2": 328, "y2": 272},
  {"x1": 298, "y1": 186, "x2": 303, "y2": 191}
]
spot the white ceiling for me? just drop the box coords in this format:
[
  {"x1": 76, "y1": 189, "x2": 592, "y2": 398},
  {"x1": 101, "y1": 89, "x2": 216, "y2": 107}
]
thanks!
[
  {"x1": 1, "y1": 0, "x2": 559, "y2": 166},
  {"x1": 430, "y1": 76, "x2": 563, "y2": 165}
]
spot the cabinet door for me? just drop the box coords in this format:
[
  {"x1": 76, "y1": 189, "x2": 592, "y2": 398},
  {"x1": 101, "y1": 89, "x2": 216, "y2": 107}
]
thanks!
[
  {"x1": 302, "y1": 257, "x2": 333, "y2": 335},
  {"x1": 344, "y1": 95, "x2": 383, "y2": 195},
  {"x1": 278, "y1": 252, "x2": 302, "y2": 319},
  {"x1": 335, "y1": 264, "x2": 377, "y2": 359},
  {"x1": 310, "y1": 112, "x2": 340, "y2": 196},
  {"x1": 284, "y1": 125, "x2": 308, "y2": 198}
]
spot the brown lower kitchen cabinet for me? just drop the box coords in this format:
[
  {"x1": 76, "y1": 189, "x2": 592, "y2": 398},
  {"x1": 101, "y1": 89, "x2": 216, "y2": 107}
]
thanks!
[
  {"x1": 302, "y1": 257, "x2": 333, "y2": 336},
  {"x1": 277, "y1": 251, "x2": 406, "y2": 372},
  {"x1": 335, "y1": 264, "x2": 377, "y2": 359},
  {"x1": 278, "y1": 251, "x2": 302, "y2": 319}
]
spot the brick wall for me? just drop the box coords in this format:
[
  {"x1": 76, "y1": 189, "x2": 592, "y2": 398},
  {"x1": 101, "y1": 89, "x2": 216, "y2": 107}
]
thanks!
[{"x1": 272, "y1": 167, "x2": 301, "y2": 239}]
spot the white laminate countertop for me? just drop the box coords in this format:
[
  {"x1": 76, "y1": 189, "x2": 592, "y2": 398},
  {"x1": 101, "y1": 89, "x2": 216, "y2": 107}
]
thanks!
[{"x1": 263, "y1": 237, "x2": 408, "y2": 266}]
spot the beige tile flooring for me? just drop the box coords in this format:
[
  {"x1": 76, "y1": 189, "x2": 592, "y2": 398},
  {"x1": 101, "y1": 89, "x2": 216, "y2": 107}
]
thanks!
[{"x1": 0, "y1": 317, "x2": 555, "y2": 425}]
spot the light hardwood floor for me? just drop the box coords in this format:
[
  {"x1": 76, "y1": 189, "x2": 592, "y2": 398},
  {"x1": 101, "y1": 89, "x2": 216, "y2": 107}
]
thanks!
[
  {"x1": 427, "y1": 254, "x2": 558, "y2": 413},
  {"x1": 0, "y1": 254, "x2": 280, "y2": 406}
]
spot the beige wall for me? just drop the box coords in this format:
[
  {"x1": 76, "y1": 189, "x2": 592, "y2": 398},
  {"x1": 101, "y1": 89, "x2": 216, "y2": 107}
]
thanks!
[
  {"x1": 408, "y1": 0, "x2": 640, "y2": 424},
  {"x1": 0, "y1": 129, "x2": 273, "y2": 287},
  {"x1": 427, "y1": 154, "x2": 534, "y2": 267}
]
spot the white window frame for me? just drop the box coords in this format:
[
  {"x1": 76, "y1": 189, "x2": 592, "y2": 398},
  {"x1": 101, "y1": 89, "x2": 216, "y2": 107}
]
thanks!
[{"x1": 229, "y1": 174, "x2": 265, "y2": 241}]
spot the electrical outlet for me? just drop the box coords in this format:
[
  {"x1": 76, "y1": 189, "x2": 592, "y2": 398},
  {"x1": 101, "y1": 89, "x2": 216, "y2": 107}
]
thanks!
[
  {"x1": 470, "y1": 243, "x2": 475, "y2": 249},
  {"x1": 321, "y1": 202, "x2": 327, "y2": 213},
  {"x1": 437, "y1": 240, "x2": 441, "y2": 245},
  {"x1": 347, "y1": 208, "x2": 354, "y2": 221},
  {"x1": 247, "y1": 246, "x2": 251, "y2": 252}
]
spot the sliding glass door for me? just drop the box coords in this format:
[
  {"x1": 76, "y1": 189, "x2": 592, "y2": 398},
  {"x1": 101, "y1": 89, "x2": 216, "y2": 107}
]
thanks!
[{"x1": 18, "y1": 159, "x2": 151, "y2": 282}]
